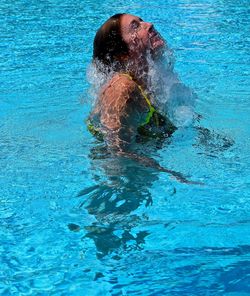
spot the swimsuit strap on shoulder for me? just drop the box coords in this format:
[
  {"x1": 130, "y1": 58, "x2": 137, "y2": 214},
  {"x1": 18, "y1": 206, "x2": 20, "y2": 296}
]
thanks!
[{"x1": 120, "y1": 73, "x2": 156, "y2": 114}]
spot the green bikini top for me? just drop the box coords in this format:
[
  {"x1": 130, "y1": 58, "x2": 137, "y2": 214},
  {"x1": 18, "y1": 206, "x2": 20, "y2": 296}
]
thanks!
[
  {"x1": 87, "y1": 73, "x2": 176, "y2": 140},
  {"x1": 120, "y1": 73, "x2": 157, "y2": 127}
]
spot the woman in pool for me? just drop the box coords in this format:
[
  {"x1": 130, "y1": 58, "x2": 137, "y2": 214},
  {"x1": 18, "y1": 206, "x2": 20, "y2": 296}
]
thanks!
[{"x1": 87, "y1": 13, "x2": 177, "y2": 149}]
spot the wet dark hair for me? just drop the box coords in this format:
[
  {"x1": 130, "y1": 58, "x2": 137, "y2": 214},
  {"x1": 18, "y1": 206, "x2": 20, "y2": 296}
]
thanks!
[{"x1": 93, "y1": 13, "x2": 129, "y2": 69}]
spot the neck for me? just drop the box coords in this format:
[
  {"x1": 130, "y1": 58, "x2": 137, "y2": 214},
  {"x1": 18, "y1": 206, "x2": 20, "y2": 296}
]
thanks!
[{"x1": 125, "y1": 54, "x2": 149, "y2": 87}]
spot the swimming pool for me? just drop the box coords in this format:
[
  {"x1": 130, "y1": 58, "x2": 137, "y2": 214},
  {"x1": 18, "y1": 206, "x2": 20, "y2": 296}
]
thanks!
[{"x1": 1, "y1": 0, "x2": 249, "y2": 294}]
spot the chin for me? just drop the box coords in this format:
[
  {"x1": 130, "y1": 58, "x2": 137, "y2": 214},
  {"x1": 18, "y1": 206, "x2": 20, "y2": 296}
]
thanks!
[
  {"x1": 150, "y1": 42, "x2": 165, "y2": 58},
  {"x1": 149, "y1": 34, "x2": 165, "y2": 56}
]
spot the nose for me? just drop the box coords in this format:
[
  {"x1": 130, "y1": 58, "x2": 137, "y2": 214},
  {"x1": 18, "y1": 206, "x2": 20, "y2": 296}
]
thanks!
[{"x1": 143, "y1": 21, "x2": 153, "y2": 31}]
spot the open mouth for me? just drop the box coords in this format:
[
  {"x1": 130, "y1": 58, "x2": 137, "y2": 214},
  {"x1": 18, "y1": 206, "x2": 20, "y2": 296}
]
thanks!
[{"x1": 149, "y1": 31, "x2": 165, "y2": 50}]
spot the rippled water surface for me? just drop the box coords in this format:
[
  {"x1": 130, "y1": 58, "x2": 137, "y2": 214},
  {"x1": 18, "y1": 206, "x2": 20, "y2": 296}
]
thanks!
[{"x1": 1, "y1": 0, "x2": 250, "y2": 295}]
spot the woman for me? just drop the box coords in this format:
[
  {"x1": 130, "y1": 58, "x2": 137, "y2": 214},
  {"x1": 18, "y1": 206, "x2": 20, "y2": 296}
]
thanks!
[{"x1": 87, "y1": 13, "x2": 177, "y2": 149}]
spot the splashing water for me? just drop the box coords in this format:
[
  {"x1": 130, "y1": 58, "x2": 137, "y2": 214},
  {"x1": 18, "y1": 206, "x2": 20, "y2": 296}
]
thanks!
[
  {"x1": 146, "y1": 50, "x2": 197, "y2": 127},
  {"x1": 87, "y1": 46, "x2": 196, "y2": 128}
]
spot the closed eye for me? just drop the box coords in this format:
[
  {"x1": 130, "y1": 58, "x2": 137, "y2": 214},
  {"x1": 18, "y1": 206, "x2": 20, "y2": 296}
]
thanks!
[{"x1": 130, "y1": 20, "x2": 140, "y2": 31}]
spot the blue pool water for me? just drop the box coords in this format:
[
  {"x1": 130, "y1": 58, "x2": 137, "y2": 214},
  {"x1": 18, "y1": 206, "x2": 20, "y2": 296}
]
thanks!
[{"x1": 1, "y1": 0, "x2": 250, "y2": 295}]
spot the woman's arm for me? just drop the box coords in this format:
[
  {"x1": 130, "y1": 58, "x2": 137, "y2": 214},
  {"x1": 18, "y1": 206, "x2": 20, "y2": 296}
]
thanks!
[{"x1": 97, "y1": 74, "x2": 203, "y2": 185}]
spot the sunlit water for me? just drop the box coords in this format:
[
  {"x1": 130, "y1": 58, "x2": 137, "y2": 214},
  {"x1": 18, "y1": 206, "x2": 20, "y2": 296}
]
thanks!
[{"x1": 1, "y1": 0, "x2": 249, "y2": 295}]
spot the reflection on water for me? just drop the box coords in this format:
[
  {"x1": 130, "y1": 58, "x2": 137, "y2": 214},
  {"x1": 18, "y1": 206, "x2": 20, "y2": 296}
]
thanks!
[
  {"x1": 194, "y1": 126, "x2": 235, "y2": 156},
  {"x1": 77, "y1": 123, "x2": 234, "y2": 259},
  {"x1": 78, "y1": 143, "x2": 160, "y2": 258}
]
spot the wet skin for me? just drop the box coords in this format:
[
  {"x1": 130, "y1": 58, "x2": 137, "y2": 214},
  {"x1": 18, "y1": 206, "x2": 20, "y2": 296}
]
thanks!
[
  {"x1": 120, "y1": 14, "x2": 165, "y2": 56},
  {"x1": 91, "y1": 15, "x2": 166, "y2": 147},
  {"x1": 89, "y1": 14, "x2": 203, "y2": 184}
]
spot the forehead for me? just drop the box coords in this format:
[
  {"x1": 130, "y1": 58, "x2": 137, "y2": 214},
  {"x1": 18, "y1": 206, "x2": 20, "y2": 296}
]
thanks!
[{"x1": 120, "y1": 14, "x2": 142, "y2": 29}]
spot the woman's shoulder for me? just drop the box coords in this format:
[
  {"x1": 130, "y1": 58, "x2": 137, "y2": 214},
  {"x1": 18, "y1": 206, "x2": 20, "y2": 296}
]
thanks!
[
  {"x1": 102, "y1": 73, "x2": 138, "y2": 96},
  {"x1": 94, "y1": 73, "x2": 142, "y2": 131}
]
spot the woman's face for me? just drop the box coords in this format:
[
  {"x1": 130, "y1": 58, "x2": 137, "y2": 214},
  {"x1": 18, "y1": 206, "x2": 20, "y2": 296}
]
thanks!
[{"x1": 120, "y1": 14, "x2": 165, "y2": 56}]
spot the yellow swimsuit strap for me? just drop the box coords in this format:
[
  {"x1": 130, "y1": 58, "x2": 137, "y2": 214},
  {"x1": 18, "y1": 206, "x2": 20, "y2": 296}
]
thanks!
[{"x1": 120, "y1": 73, "x2": 156, "y2": 125}]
